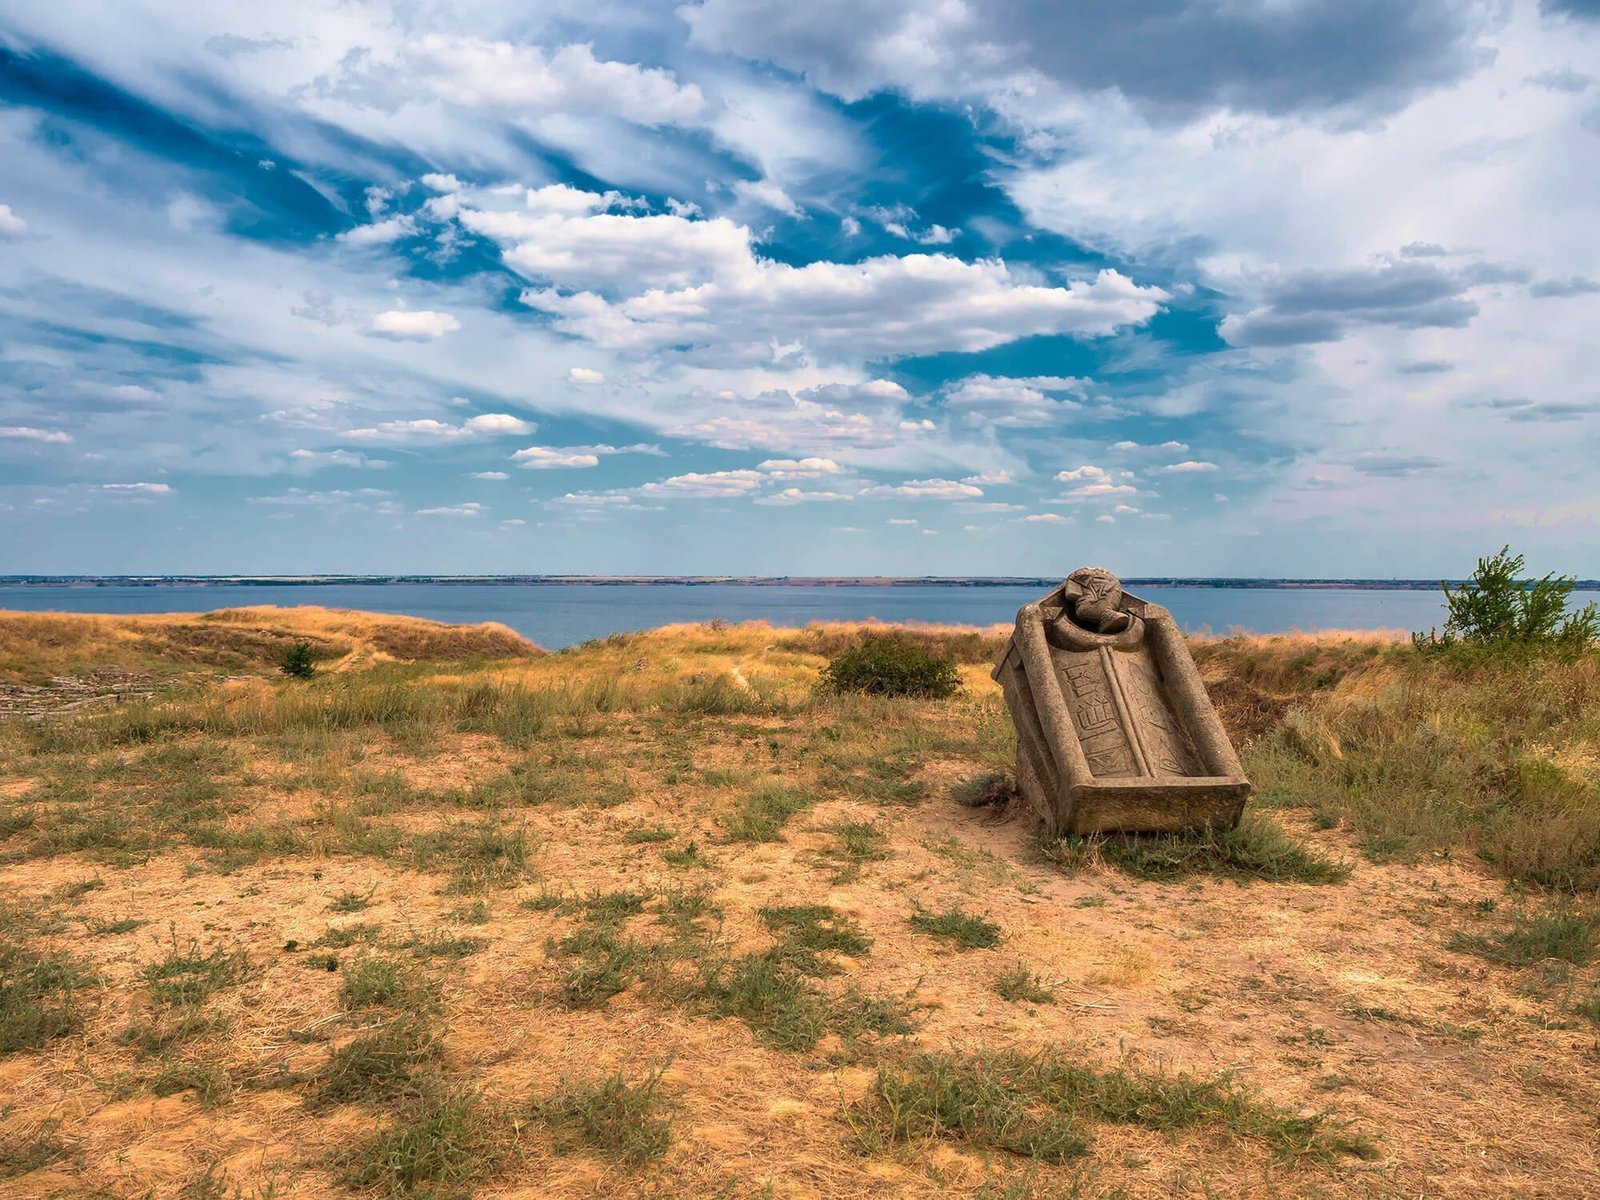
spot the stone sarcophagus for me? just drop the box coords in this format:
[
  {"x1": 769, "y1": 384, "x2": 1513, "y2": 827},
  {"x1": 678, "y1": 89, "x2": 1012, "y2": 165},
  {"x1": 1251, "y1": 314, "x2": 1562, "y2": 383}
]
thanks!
[{"x1": 992, "y1": 568, "x2": 1249, "y2": 836}]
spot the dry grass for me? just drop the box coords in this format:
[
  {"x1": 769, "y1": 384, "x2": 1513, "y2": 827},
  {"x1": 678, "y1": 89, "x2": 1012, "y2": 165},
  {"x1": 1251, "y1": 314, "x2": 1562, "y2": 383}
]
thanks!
[
  {"x1": 0, "y1": 610, "x2": 1596, "y2": 1198},
  {"x1": 0, "y1": 604, "x2": 539, "y2": 686}
]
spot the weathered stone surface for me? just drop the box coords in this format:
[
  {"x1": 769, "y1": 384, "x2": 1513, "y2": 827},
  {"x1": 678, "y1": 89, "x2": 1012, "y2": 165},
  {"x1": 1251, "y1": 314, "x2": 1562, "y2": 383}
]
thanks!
[{"x1": 992, "y1": 567, "x2": 1250, "y2": 835}]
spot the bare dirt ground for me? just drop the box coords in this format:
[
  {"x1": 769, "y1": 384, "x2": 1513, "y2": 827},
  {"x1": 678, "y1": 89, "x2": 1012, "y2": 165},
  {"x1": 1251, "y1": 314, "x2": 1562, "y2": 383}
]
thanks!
[{"x1": 0, "y1": 614, "x2": 1595, "y2": 1199}]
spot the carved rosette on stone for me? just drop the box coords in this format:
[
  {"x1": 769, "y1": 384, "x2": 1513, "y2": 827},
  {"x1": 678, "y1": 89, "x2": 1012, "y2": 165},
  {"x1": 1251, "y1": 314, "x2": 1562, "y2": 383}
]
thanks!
[{"x1": 992, "y1": 567, "x2": 1250, "y2": 836}]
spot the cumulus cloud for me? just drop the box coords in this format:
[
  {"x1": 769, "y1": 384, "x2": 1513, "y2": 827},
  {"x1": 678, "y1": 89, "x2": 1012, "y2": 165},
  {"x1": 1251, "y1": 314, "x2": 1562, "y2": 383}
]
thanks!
[
  {"x1": 1157, "y1": 460, "x2": 1219, "y2": 473},
  {"x1": 343, "y1": 414, "x2": 534, "y2": 442},
  {"x1": 1056, "y1": 465, "x2": 1111, "y2": 483},
  {"x1": 511, "y1": 446, "x2": 602, "y2": 469},
  {"x1": 754, "y1": 488, "x2": 854, "y2": 505},
  {"x1": 320, "y1": 36, "x2": 705, "y2": 128},
  {"x1": 416, "y1": 501, "x2": 484, "y2": 517},
  {"x1": 472, "y1": 470, "x2": 509, "y2": 480},
  {"x1": 1023, "y1": 512, "x2": 1070, "y2": 523},
  {"x1": 0, "y1": 204, "x2": 27, "y2": 237},
  {"x1": 941, "y1": 374, "x2": 1086, "y2": 427},
  {"x1": 524, "y1": 258, "x2": 1164, "y2": 364},
  {"x1": 863, "y1": 478, "x2": 983, "y2": 499},
  {"x1": 367, "y1": 309, "x2": 461, "y2": 340},
  {"x1": 100, "y1": 482, "x2": 173, "y2": 495},
  {"x1": 338, "y1": 216, "x2": 416, "y2": 246},
  {"x1": 758, "y1": 457, "x2": 845, "y2": 478},
  {"x1": 567, "y1": 367, "x2": 606, "y2": 384},
  {"x1": 639, "y1": 469, "x2": 766, "y2": 498},
  {"x1": 0, "y1": 426, "x2": 71, "y2": 443}
]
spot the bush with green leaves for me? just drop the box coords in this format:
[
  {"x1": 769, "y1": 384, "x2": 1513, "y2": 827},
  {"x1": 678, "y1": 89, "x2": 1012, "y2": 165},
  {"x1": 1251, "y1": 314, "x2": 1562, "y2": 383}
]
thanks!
[
  {"x1": 278, "y1": 640, "x2": 318, "y2": 678},
  {"x1": 819, "y1": 636, "x2": 961, "y2": 699},
  {"x1": 1415, "y1": 546, "x2": 1598, "y2": 656}
]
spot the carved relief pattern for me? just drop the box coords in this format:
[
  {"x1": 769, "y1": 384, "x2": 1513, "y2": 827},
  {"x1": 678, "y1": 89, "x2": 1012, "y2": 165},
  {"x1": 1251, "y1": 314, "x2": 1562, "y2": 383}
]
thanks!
[
  {"x1": 1057, "y1": 654, "x2": 1138, "y2": 778},
  {"x1": 1116, "y1": 652, "x2": 1201, "y2": 777}
]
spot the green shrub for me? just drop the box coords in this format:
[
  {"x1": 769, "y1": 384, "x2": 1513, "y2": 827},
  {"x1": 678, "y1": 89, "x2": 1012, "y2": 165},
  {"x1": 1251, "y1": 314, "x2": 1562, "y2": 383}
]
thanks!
[
  {"x1": 1416, "y1": 546, "x2": 1599, "y2": 655},
  {"x1": 819, "y1": 637, "x2": 961, "y2": 699},
  {"x1": 278, "y1": 640, "x2": 318, "y2": 679}
]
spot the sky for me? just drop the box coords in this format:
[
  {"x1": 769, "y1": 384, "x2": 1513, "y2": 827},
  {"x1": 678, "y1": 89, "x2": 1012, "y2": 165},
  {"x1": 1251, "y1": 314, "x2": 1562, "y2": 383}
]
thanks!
[{"x1": 2, "y1": 0, "x2": 1598, "y2": 579}]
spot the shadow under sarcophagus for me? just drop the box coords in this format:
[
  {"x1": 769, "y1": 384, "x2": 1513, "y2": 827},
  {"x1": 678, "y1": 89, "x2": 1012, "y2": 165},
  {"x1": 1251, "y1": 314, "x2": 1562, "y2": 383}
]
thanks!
[{"x1": 992, "y1": 568, "x2": 1250, "y2": 836}]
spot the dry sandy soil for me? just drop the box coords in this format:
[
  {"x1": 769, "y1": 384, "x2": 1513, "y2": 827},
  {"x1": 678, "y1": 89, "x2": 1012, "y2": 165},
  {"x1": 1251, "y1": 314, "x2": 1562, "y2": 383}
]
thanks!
[{"x1": 0, "y1": 610, "x2": 1595, "y2": 1199}]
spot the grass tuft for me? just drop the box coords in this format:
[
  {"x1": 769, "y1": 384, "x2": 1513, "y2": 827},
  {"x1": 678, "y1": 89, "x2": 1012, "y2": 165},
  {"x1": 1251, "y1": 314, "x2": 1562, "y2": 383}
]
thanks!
[
  {"x1": 1040, "y1": 815, "x2": 1351, "y2": 885},
  {"x1": 993, "y1": 963, "x2": 1055, "y2": 1005},
  {"x1": 852, "y1": 1050, "x2": 1376, "y2": 1164},
  {"x1": 909, "y1": 906, "x2": 1001, "y2": 951},
  {"x1": 531, "y1": 1065, "x2": 675, "y2": 1166},
  {"x1": 1448, "y1": 904, "x2": 1597, "y2": 967},
  {"x1": 721, "y1": 781, "x2": 816, "y2": 843}
]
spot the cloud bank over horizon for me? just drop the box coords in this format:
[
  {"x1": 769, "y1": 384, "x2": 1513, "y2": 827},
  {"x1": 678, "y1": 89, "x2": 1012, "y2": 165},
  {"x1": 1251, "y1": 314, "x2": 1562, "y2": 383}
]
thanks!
[{"x1": 2, "y1": 1, "x2": 1597, "y2": 577}]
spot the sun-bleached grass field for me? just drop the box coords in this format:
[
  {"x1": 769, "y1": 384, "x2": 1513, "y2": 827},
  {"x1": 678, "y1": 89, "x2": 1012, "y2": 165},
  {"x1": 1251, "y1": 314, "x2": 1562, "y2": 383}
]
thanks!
[{"x1": 0, "y1": 608, "x2": 1596, "y2": 1199}]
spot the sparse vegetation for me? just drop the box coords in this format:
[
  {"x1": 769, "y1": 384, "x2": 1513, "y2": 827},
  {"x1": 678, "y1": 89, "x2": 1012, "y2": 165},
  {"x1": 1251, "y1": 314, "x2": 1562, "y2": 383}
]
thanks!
[
  {"x1": 819, "y1": 636, "x2": 962, "y2": 699},
  {"x1": 531, "y1": 1065, "x2": 676, "y2": 1166},
  {"x1": 909, "y1": 905, "x2": 1001, "y2": 950},
  {"x1": 852, "y1": 1050, "x2": 1376, "y2": 1163},
  {"x1": 1, "y1": 607, "x2": 1595, "y2": 1196},
  {"x1": 1415, "y1": 545, "x2": 1600, "y2": 655},
  {"x1": 1040, "y1": 815, "x2": 1351, "y2": 884},
  {"x1": 276, "y1": 640, "x2": 317, "y2": 679}
]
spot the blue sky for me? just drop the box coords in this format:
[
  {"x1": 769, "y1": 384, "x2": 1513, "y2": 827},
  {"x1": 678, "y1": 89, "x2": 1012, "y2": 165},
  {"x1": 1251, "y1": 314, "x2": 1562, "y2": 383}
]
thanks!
[{"x1": 2, "y1": 1, "x2": 1598, "y2": 578}]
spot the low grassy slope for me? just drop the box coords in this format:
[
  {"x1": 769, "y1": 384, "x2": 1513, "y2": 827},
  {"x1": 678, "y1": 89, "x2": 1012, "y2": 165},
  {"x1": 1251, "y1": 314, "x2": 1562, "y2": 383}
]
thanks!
[
  {"x1": 0, "y1": 612, "x2": 1595, "y2": 1199},
  {"x1": 0, "y1": 604, "x2": 539, "y2": 686}
]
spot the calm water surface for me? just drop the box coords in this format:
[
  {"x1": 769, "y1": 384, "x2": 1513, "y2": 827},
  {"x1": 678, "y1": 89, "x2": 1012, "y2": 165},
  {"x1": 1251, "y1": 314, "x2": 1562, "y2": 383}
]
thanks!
[{"x1": 7, "y1": 583, "x2": 1593, "y2": 651}]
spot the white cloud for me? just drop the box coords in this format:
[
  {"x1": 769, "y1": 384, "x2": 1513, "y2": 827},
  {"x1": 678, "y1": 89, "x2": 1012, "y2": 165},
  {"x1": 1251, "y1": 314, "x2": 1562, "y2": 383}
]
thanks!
[
  {"x1": 841, "y1": 215, "x2": 862, "y2": 237},
  {"x1": 943, "y1": 374, "x2": 1086, "y2": 427},
  {"x1": 338, "y1": 216, "x2": 416, "y2": 247},
  {"x1": 731, "y1": 178, "x2": 803, "y2": 216},
  {"x1": 0, "y1": 204, "x2": 26, "y2": 237},
  {"x1": 1024, "y1": 513, "x2": 1069, "y2": 523},
  {"x1": 758, "y1": 457, "x2": 844, "y2": 478},
  {"x1": 0, "y1": 426, "x2": 71, "y2": 443},
  {"x1": 639, "y1": 469, "x2": 766, "y2": 498},
  {"x1": 567, "y1": 367, "x2": 606, "y2": 384},
  {"x1": 511, "y1": 446, "x2": 602, "y2": 469},
  {"x1": 1095, "y1": 514, "x2": 1117, "y2": 524},
  {"x1": 343, "y1": 414, "x2": 533, "y2": 442},
  {"x1": 100, "y1": 482, "x2": 172, "y2": 496},
  {"x1": 523, "y1": 258, "x2": 1166, "y2": 364},
  {"x1": 472, "y1": 471, "x2": 509, "y2": 480},
  {"x1": 864, "y1": 478, "x2": 984, "y2": 499},
  {"x1": 887, "y1": 518, "x2": 918, "y2": 525},
  {"x1": 355, "y1": 36, "x2": 707, "y2": 128},
  {"x1": 416, "y1": 502, "x2": 484, "y2": 517},
  {"x1": 1112, "y1": 439, "x2": 1190, "y2": 453},
  {"x1": 1158, "y1": 460, "x2": 1219, "y2": 473},
  {"x1": 1056, "y1": 465, "x2": 1110, "y2": 483},
  {"x1": 961, "y1": 470, "x2": 1014, "y2": 486},
  {"x1": 1063, "y1": 482, "x2": 1140, "y2": 499},
  {"x1": 367, "y1": 309, "x2": 461, "y2": 340},
  {"x1": 754, "y1": 488, "x2": 854, "y2": 505}
]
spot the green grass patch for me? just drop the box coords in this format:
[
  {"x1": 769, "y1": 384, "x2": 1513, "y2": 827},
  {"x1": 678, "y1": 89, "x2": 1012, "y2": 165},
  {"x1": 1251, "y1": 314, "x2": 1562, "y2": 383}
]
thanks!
[
  {"x1": 0, "y1": 936, "x2": 95, "y2": 1052},
  {"x1": 340, "y1": 955, "x2": 438, "y2": 1012},
  {"x1": 1448, "y1": 905, "x2": 1598, "y2": 967},
  {"x1": 993, "y1": 964, "x2": 1055, "y2": 1005},
  {"x1": 531, "y1": 1065, "x2": 675, "y2": 1166},
  {"x1": 721, "y1": 781, "x2": 815, "y2": 843},
  {"x1": 315, "y1": 1017, "x2": 441, "y2": 1106},
  {"x1": 1040, "y1": 815, "x2": 1350, "y2": 885},
  {"x1": 909, "y1": 906, "x2": 1001, "y2": 951},
  {"x1": 851, "y1": 1050, "x2": 1376, "y2": 1164},
  {"x1": 622, "y1": 826, "x2": 675, "y2": 844},
  {"x1": 142, "y1": 935, "x2": 253, "y2": 1007},
  {"x1": 758, "y1": 904, "x2": 871, "y2": 975},
  {"x1": 340, "y1": 1087, "x2": 507, "y2": 1197}
]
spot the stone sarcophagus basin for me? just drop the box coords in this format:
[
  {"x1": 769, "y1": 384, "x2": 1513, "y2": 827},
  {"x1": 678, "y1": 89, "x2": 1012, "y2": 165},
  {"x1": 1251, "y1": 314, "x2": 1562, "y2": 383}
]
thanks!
[{"x1": 992, "y1": 568, "x2": 1249, "y2": 836}]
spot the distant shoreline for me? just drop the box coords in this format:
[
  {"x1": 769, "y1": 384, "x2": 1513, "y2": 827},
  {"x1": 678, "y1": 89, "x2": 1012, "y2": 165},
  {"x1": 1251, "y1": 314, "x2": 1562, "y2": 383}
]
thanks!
[{"x1": 3, "y1": 576, "x2": 1597, "y2": 591}]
